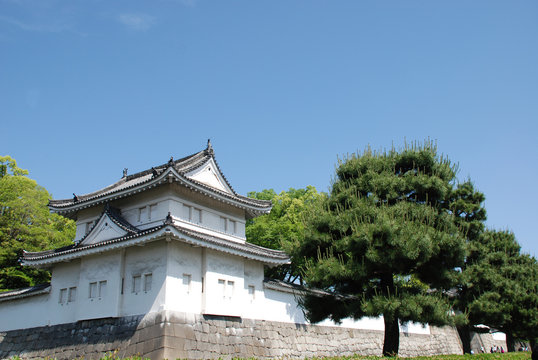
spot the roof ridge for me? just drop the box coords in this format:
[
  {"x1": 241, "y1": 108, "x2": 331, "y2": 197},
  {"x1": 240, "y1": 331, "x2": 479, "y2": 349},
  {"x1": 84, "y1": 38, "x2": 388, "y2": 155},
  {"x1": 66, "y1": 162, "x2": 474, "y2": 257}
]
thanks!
[{"x1": 49, "y1": 148, "x2": 207, "y2": 205}]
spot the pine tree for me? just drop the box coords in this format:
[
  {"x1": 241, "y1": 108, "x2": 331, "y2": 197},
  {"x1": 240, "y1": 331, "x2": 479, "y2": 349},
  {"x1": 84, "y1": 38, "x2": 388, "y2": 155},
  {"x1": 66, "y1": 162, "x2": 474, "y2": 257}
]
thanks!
[
  {"x1": 296, "y1": 141, "x2": 466, "y2": 356},
  {"x1": 462, "y1": 229, "x2": 538, "y2": 351}
]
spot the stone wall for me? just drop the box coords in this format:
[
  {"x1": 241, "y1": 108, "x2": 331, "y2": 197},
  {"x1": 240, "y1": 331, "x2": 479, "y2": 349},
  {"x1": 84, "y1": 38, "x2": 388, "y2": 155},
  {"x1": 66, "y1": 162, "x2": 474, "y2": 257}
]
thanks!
[
  {"x1": 470, "y1": 332, "x2": 508, "y2": 353},
  {"x1": 0, "y1": 311, "x2": 463, "y2": 360}
]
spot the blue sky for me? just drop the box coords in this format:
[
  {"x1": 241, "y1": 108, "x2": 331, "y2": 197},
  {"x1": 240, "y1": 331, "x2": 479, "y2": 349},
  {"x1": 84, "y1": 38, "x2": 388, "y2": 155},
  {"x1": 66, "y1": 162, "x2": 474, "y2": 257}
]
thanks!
[{"x1": 2, "y1": 0, "x2": 537, "y2": 256}]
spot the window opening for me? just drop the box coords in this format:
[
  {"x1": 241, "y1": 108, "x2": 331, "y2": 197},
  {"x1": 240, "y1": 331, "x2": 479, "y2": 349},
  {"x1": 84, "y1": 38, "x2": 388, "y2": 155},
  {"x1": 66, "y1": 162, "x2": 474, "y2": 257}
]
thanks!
[
  {"x1": 193, "y1": 208, "x2": 202, "y2": 224},
  {"x1": 149, "y1": 204, "x2": 158, "y2": 221},
  {"x1": 183, "y1": 274, "x2": 192, "y2": 294},
  {"x1": 89, "y1": 282, "x2": 98, "y2": 298},
  {"x1": 226, "y1": 280, "x2": 235, "y2": 298},
  {"x1": 218, "y1": 279, "x2": 226, "y2": 297},
  {"x1": 138, "y1": 207, "x2": 147, "y2": 222},
  {"x1": 59, "y1": 288, "x2": 67, "y2": 304},
  {"x1": 144, "y1": 273, "x2": 152, "y2": 292},
  {"x1": 132, "y1": 275, "x2": 141, "y2": 293},
  {"x1": 68, "y1": 287, "x2": 77, "y2": 302},
  {"x1": 98, "y1": 280, "x2": 107, "y2": 298}
]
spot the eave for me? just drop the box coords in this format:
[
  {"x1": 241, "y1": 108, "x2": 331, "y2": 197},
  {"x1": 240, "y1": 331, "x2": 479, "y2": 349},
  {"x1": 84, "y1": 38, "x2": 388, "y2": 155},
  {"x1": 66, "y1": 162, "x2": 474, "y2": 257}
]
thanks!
[
  {"x1": 0, "y1": 284, "x2": 51, "y2": 303},
  {"x1": 22, "y1": 222, "x2": 289, "y2": 268},
  {"x1": 49, "y1": 167, "x2": 271, "y2": 219}
]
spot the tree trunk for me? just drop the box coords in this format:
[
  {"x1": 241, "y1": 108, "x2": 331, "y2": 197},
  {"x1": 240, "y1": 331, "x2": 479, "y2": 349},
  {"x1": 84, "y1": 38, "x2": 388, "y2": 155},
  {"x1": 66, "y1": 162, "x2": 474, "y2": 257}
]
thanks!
[
  {"x1": 456, "y1": 325, "x2": 472, "y2": 354},
  {"x1": 505, "y1": 332, "x2": 516, "y2": 352},
  {"x1": 531, "y1": 339, "x2": 537, "y2": 360},
  {"x1": 383, "y1": 314, "x2": 400, "y2": 356}
]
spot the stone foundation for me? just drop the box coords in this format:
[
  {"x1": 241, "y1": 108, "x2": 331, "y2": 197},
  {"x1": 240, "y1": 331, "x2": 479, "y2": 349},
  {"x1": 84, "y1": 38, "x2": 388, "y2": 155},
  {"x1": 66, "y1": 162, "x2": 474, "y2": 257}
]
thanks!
[
  {"x1": 470, "y1": 332, "x2": 508, "y2": 353},
  {"x1": 0, "y1": 311, "x2": 463, "y2": 359}
]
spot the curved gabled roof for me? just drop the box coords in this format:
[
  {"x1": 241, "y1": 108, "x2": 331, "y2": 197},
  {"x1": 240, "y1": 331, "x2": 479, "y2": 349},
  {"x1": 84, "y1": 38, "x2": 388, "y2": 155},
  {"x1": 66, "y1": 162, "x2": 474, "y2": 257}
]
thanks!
[
  {"x1": 21, "y1": 217, "x2": 290, "y2": 267},
  {"x1": 48, "y1": 141, "x2": 272, "y2": 218}
]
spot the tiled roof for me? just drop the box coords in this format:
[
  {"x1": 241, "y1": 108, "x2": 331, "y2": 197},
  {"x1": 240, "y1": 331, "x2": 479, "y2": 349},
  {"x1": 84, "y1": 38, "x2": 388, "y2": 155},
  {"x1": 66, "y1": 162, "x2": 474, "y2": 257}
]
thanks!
[
  {"x1": 74, "y1": 204, "x2": 140, "y2": 245},
  {"x1": 0, "y1": 283, "x2": 51, "y2": 302},
  {"x1": 22, "y1": 226, "x2": 163, "y2": 261},
  {"x1": 169, "y1": 224, "x2": 290, "y2": 262},
  {"x1": 48, "y1": 141, "x2": 271, "y2": 216},
  {"x1": 263, "y1": 278, "x2": 307, "y2": 295},
  {"x1": 22, "y1": 218, "x2": 289, "y2": 266}
]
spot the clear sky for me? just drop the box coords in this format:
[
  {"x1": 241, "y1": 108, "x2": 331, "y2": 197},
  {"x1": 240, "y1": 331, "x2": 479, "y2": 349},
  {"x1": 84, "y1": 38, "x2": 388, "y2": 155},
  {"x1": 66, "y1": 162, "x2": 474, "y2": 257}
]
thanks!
[{"x1": 2, "y1": 1, "x2": 537, "y2": 256}]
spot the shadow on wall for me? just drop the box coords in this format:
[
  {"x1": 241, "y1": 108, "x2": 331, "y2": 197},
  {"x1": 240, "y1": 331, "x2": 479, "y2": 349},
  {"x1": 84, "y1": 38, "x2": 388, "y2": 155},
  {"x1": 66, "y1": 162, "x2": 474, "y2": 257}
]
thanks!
[
  {"x1": 0, "y1": 315, "x2": 142, "y2": 358},
  {"x1": 263, "y1": 288, "x2": 307, "y2": 323}
]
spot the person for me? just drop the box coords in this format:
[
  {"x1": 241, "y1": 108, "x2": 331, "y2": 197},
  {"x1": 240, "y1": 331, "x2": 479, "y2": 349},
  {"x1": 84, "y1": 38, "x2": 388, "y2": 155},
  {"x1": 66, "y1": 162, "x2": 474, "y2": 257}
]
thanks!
[{"x1": 501, "y1": 346, "x2": 505, "y2": 353}]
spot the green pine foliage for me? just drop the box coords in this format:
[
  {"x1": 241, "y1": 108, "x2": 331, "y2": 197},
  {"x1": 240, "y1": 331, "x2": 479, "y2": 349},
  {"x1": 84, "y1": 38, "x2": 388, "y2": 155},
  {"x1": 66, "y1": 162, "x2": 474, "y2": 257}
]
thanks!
[
  {"x1": 296, "y1": 141, "x2": 467, "y2": 356},
  {"x1": 461, "y1": 230, "x2": 538, "y2": 350}
]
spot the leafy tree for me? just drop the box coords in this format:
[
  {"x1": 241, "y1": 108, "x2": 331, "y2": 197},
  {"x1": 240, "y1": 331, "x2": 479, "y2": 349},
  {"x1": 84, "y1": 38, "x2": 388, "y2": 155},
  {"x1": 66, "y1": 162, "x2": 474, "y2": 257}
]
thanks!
[
  {"x1": 460, "y1": 229, "x2": 538, "y2": 351},
  {"x1": 295, "y1": 142, "x2": 466, "y2": 356},
  {"x1": 0, "y1": 156, "x2": 75, "y2": 291},
  {"x1": 246, "y1": 186, "x2": 325, "y2": 283}
]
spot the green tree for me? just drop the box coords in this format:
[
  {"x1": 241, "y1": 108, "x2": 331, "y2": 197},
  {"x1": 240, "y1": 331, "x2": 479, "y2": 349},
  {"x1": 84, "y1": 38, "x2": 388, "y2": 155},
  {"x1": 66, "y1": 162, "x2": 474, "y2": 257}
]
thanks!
[
  {"x1": 448, "y1": 180, "x2": 488, "y2": 353},
  {"x1": 247, "y1": 186, "x2": 325, "y2": 283},
  {"x1": 0, "y1": 156, "x2": 75, "y2": 291},
  {"x1": 296, "y1": 142, "x2": 466, "y2": 356},
  {"x1": 461, "y1": 229, "x2": 538, "y2": 351}
]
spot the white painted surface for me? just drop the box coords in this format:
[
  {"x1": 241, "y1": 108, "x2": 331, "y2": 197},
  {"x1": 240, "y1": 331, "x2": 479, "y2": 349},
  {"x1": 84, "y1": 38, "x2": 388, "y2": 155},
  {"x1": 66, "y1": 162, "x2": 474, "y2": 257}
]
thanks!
[
  {"x1": 120, "y1": 241, "x2": 167, "y2": 316},
  {"x1": 202, "y1": 249, "x2": 244, "y2": 317},
  {"x1": 164, "y1": 241, "x2": 203, "y2": 314},
  {"x1": 78, "y1": 252, "x2": 122, "y2": 320},
  {"x1": 0, "y1": 293, "x2": 51, "y2": 331},
  {"x1": 185, "y1": 159, "x2": 233, "y2": 194},
  {"x1": 1, "y1": 236, "x2": 433, "y2": 336},
  {"x1": 50, "y1": 259, "x2": 81, "y2": 325},
  {"x1": 74, "y1": 186, "x2": 247, "y2": 245},
  {"x1": 80, "y1": 213, "x2": 128, "y2": 246}
]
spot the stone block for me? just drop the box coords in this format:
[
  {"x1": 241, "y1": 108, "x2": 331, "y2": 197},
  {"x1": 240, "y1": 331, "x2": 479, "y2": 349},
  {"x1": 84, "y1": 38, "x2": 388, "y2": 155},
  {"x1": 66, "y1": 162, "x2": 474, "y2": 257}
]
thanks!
[
  {"x1": 166, "y1": 336, "x2": 185, "y2": 350},
  {"x1": 141, "y1": 339, "x2": 154, "y2": 355},
  {"x1": 144, "y1": 347, "x2": 165, "y2": 360},
  {"x1": 185, "y1": 312, "x2": 196, "y2": 324},
  {"x1": 184, "y1": 340, "x2": 197, "y2": 350},
  {"x1": 169, "y1": 311, "x2": 186, "y2": 324},
  {"x1": 134, "y1": 341, "x2": 145, "y2": 355}
]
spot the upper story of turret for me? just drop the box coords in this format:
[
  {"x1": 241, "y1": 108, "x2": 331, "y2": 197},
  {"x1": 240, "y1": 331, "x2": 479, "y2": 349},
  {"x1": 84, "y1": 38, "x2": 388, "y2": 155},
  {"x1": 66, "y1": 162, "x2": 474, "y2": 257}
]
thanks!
[{"x1": 48, "y1": 140, "x2": 272, "y2": 246}]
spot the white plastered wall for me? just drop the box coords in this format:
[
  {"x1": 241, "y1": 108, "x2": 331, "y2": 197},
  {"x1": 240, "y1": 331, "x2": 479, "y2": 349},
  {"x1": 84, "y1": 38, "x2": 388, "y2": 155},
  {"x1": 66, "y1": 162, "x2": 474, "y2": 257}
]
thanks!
[
  {"x1": 74, "y1": 186, "x2": 247, "y2": 244},
  {"x1": 120, "y1": 240, "x2": 167, "y2": 317},
  {"x1": 202, "y1": 249, "x2": 244, "y2": 317},
  {"x1": 163, "y1": 241, "x2": 203, "y2": 314},
  {"x1": 50, "y1": 259, "x2": 81, "y2": 324},
  {"x1": 77, "y1": 251, "x2": 122, "y2": 320},
  {"x1": 0, "y1": 293, "x2": 51, "y2": 331}
]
